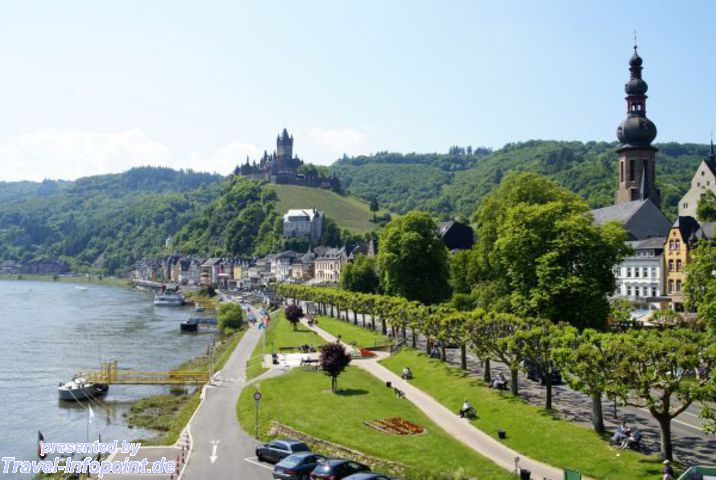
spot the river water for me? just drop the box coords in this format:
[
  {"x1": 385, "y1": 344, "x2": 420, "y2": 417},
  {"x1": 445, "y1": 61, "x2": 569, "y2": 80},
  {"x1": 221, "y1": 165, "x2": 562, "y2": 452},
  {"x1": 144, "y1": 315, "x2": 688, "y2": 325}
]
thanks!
[{"x1": 0, "y1": 280, "x2": 213, "y2": 478}]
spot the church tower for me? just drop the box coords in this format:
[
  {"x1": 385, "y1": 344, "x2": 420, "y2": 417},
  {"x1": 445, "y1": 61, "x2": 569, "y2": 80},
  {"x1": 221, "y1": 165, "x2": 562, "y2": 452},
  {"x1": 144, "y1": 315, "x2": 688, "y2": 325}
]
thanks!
[
  {"x1": 615, "y1": 45, "x2": 659, "y2": 206},
  {"x1": 276, "y1": 128, "x2": 294, "y2": 168}
]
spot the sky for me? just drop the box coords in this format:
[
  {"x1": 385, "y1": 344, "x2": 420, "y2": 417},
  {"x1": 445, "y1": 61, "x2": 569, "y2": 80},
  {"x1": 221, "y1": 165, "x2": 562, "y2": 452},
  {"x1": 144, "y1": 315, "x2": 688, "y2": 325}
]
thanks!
[{"x1": 0, "y1": 1, "x2": 714, "y2": 181}]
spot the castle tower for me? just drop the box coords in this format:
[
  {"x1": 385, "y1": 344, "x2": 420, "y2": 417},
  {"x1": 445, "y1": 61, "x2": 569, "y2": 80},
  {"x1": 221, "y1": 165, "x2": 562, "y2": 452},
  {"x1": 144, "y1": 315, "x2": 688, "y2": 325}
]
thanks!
[
  {"x1": 615, "y1": 45, "x2": 659, "y2": 206},
  {"x1": 276, "y1": 128, "x2": 294, "y2": 168}
]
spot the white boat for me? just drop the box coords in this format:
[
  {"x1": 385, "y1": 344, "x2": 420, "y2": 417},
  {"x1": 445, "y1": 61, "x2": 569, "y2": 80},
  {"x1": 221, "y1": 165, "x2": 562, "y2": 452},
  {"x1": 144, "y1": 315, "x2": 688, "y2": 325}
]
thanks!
[
  {"x1": 154, "y1": 292, "x2": 186, "y2": 306},
  {"x1": 58, "y1": 377, "x2": 109, "y2": 401}
]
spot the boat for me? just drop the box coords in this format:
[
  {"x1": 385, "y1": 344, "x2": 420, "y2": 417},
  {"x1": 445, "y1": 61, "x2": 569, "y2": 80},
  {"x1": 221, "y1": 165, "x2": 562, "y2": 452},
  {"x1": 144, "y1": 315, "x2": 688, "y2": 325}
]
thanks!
[
  {"x1": 154, "y1": 292, "x2": 186, "y2": 306},
  {"x1": 180, "y1": 318, "x2": 198, "y2": 332},
  {"x1": 58, "y1": 377, "x2": 109, "y2": 401}
]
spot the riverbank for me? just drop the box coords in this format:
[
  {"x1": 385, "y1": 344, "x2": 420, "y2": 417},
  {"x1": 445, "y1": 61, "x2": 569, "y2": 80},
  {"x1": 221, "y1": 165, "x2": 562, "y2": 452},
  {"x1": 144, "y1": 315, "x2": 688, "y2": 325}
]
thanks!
[
  {"x1": 0, "y1": 273, "x2": 131, "y2": 287},
  {"x1": 125, "y1": 327, "x2": 246, "y2": 445}
]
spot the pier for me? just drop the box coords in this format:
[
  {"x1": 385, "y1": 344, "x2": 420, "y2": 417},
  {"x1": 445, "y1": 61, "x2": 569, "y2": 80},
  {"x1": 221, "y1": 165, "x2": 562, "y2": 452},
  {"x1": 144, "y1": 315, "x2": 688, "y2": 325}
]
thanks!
[{"x1": 81, "y1": 361, "x2": 209, "y2": 386}]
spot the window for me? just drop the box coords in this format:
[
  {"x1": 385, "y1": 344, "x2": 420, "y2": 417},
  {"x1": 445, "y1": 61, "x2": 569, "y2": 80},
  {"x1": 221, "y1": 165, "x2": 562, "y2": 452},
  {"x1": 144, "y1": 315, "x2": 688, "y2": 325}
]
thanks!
[
  {"x1": 669, "y1": 240, "x2": 675, "y2": 250},
  {"x1": 629, "y1": 159, "x2": 635, "y2": 182},
  {"x1": 652, "y1": 267, "x2": 657, "y2": 277},
  {"x1": 626, "y1": 285, "x2": 632, "y2": 296},
  {"x1": 676, "y1": 239, "x2": 681, "y2": 250},
  {"x1": 643, "y1": 287, "x2": 649, "y2": 297},
  {"x1": 668, "y1": 260, "x2": 674, "y2": 272},
  {"x1": 626, "y1": 267, "x2": 631, "y2": 277},
  {"x1": 652, "y1": 287, "x2": 658, "y2": 297},
  {"x1": 643, "y1": 267, "x2": 648, "y2": 277},
  {"x1": 676, "y1": 259, "x2": 682, "y2": 272},
  {"x1": 635, "y1": 268, "x2": 640, "y2": 278},
  {"x1": 683, "y1": 202, "x2": 689, "y2": 209},
  {"x1": 676, "y1": 280, "x2": 682, "y2": 293},
  {"x1": 668, "y1": 280, "x2": 674, "y2": 294},
  {"x1": 620, "y1": 161, "x2": 624, "y2": 182}
]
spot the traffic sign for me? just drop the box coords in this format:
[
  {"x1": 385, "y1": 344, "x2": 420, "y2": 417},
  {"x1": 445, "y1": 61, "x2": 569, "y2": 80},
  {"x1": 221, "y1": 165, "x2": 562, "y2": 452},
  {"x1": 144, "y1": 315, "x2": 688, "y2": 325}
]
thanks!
[{"x1": 254, "y1": 392, "x2": 262, "y2": 401}]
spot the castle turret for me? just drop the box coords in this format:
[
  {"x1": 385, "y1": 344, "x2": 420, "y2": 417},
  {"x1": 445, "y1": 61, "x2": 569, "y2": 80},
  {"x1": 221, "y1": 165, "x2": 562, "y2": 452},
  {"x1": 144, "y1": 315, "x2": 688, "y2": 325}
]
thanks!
[
  {"x1": 276, "y1": 128, "x2": 294, "y2": 165},
  {"x1": 615, "y1": 45, "x2": 659, "y2": 206}
]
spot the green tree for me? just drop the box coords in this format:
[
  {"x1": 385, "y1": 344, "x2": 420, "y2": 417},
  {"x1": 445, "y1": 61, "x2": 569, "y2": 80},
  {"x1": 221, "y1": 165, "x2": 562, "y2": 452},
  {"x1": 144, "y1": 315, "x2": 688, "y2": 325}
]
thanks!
[
  {"x1": 697, "y1": 190, "x2": 716, "y2": 221},
  {"x1": 377, "y1": 211, "x2": 451, "y2": 304},
  {"x1": 319, "y1": 342, "x2": 352, "y2": 392},
  {"x1": 607, "y1": 329, "x2": 715, "y2": 460},
  {"x1": 319, "y1": 216, "x2": 342, "y2": 247},
  {"x1": 685, "y1": 243, "x2": 716, "y2": 332},
  {"x1": 284, "y1": 304, "x2": 304, "y2": 331},
  {"x1": 517, "y1": 320, "x2": 564, "y2": 410},
  {"x1": 340, "y1": 254, "x2": 379, "y2": 293},
  {"x1": 370, "y1": 196, "x2": 379, "y2": 223},
  {"x1": 217, "y1": 302, "x2": 244, "y2": 334}
]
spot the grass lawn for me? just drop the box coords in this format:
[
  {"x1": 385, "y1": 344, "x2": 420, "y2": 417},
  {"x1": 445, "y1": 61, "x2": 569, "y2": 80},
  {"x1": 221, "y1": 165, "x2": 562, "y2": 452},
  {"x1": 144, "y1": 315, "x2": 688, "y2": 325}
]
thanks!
[
  {"x1": 271, "y1": 184, "x2": 381, "y2": 233},
  {"x1": 245, "y1": 312, "x2": 327, "y2": 380},
  {"x1": 237, "y1": 366, "x2": 511, "y2": 479},
  {"x1": 314, "y1": 315, "x2": 389, "y2": 348},
  {"x1": 382, "y1": 349, "x2": 663, "y2": 480}
]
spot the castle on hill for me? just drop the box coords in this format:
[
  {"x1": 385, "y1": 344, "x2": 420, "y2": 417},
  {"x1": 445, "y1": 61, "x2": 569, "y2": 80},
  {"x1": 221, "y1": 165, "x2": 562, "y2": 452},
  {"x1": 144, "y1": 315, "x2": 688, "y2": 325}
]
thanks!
[{"x1": 235, "y1": 129, "x2": 341, "y2": 190}]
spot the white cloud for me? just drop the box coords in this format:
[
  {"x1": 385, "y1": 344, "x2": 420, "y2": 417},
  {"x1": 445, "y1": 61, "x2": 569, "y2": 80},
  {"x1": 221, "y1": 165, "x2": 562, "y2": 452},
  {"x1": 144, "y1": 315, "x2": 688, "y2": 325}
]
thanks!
[
  {"x1": 189, "y1": 141, "x2": 263, "y2": 175},
  {"x1": 303, "y1": 127, "x2": 368, "y2": 163},
  {"x1": 0, "y1": 129, "x2": 171, "y2": 181}
]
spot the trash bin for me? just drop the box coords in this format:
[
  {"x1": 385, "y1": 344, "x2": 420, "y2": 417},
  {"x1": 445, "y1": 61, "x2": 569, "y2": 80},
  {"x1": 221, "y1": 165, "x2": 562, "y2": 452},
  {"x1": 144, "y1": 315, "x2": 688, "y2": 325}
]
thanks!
[
  {"x1": 519, "y1": 468, "x2": 531, "y2": 480},
  {"x1": 498, "y1": 429, "x2": 506, "y2": 439},
  {"x1": 385, "y1": 381, "x2": 392, "y2": 388}
]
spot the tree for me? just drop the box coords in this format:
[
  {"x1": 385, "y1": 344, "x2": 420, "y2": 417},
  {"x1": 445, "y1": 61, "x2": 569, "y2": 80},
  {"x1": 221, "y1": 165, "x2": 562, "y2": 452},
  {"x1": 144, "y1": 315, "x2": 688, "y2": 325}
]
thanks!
[
  {"x1": 370, "y1": 196, "x2": 379, "y2": 223},
  {"x1": 607, "y1": 298, "x2": 641, "y2": 331},
  {"x1": 697, "y1": 190, "x2": 716, "y2": 221},
  {"x1": 217, "y1": 302, "x2": 244, "y2": 334},
  {"x1": 607, "y1": 329, "x2": 715, "y2": 460},
  {"x1": 517, "y1": 320, "x2": 564, "y2": 410},
  {"x1": 555, "y1": 328, "x2": 616, "y2": 433},
  {"x1": 685, "y1": 242, "x2": 716, "y2": 332},
  {"x1": 284, "y1": 304, "x2": 304, "y2": 331},
  {"x1": 340, "y1": 254, "x2": 379, "y2": 293},
  {"x1": 319, "y1": 342, "x2": 352, "y2": 392},
  {"x1": 319, "y1": 216, "x2": 342, "y2": 247},
  {"x1": 377, "y1": 211, "x2": 451, "y2": 304}
]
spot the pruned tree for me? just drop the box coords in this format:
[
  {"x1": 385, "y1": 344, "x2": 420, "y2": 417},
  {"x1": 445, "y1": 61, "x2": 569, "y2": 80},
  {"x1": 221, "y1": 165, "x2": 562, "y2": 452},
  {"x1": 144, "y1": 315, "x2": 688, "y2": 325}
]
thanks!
[{"x1": 319, "y1": 342, "x2": 352, "y2": 392}]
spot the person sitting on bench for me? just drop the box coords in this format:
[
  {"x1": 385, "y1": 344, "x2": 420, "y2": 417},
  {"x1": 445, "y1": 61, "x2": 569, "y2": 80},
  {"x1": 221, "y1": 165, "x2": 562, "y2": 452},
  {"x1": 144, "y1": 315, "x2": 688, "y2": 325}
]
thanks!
[
  {"x1": 459, "y1": 399, "x2": 473, "y2": 418},
  {"x1": 611, "y1": 422, "x2": 629, "y2": 444},
  {"x1": 401, "y1": 367, "x2": 413, "y2": 380},
  {"x1": 394, "y1": 387, "x2": 405, "y2": 399},
  {"x1": 491, "y1": 373, "x2": 507, "y2": 390}
]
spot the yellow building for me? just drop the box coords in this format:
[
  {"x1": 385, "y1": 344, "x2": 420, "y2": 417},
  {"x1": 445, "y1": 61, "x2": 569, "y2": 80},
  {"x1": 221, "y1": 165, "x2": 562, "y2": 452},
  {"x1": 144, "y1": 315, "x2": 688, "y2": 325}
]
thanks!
[{"x1": 664, "y1": 216, "x2": 708, "y2": 310}]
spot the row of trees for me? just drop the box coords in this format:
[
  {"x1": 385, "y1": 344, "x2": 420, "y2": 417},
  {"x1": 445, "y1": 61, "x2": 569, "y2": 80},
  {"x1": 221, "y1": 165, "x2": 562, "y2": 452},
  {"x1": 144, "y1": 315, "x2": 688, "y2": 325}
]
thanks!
[{"x1": 277, "y1": 283, "x2": 715, "y2": 461}]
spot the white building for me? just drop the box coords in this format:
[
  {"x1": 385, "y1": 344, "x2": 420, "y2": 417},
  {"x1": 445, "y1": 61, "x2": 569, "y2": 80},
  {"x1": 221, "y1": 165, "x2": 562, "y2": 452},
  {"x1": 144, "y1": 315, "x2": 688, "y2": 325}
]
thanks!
[
  {"x1": 314, "y1": 247, "x2": 347, "y2": 283},
  {"x1": 678, "y1": 143, "x2": 716, "y2": 220},
  {"x1": 282, "y1": 209, "x2": 323, "y2": 244},
  {"x1": 613, "y1": 237, "x2": 665, "y2": 301}
]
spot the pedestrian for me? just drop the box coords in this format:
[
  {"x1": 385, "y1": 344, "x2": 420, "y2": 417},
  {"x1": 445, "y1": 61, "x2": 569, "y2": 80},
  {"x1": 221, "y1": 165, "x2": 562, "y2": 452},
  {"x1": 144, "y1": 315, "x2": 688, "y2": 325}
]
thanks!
[{"x1": 662, "y1": 460, "x2": 674, "y2": 480}]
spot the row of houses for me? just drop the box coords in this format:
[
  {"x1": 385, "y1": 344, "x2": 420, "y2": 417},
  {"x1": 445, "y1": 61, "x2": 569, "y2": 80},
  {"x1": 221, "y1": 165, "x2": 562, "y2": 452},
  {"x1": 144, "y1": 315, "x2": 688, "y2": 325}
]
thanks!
[{"x1": 0, "y1": 259, "x2": 70, "y2": 275}]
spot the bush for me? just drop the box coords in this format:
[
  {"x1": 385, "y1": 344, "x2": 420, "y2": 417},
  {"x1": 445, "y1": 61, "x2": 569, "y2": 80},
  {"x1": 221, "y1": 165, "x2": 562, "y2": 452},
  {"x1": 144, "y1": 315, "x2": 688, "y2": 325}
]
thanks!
[
  {"x1": 285, "y1": 304, "x2": 304, "y2": 331},
  {"x1": 218, "y1": 303, "x2": 244, "y2": 334}
]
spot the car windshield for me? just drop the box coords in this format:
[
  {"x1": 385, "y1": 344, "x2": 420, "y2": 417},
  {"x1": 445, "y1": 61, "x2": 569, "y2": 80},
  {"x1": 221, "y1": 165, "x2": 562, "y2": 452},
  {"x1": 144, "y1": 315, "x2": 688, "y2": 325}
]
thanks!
[
  {"x1": 291, "y1": 443, "x2": 310, "y2": 452},
  {"x1": 277, "y1": 454, "x2": 304, "y2": 467},
  {"x1": 315, "y1": 464, "x2": 331, "y2": 472}
]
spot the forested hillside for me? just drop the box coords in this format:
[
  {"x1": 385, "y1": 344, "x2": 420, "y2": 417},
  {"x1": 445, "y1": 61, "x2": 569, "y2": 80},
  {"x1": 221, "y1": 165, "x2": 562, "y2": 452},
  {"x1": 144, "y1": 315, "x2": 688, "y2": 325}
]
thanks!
[
  {"x1": 0, "y1": 167, "x2": 223, "y2": 274},
  {"x1": 332, "y1": 141, "x2": 708, "y2": 220}
]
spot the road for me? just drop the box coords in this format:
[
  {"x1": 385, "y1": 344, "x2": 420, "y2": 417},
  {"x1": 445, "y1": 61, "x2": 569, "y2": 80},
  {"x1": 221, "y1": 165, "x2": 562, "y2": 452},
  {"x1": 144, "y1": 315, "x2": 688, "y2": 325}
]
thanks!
[{"x1": 180, "y1": 305, "x2": 274, "y2": 480}]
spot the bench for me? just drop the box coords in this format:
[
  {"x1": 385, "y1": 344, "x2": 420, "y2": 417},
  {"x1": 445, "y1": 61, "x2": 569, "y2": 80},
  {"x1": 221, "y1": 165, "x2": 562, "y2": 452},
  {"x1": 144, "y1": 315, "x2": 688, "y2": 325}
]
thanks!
[{"x1": 300, "y1": 358, "x2": 319, "y2": 366}]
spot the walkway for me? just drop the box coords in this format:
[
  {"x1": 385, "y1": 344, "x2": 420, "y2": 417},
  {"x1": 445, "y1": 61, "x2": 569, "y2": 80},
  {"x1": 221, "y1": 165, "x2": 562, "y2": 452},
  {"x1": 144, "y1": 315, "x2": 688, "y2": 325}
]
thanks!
[{"x1": 302, "y1": 319, "x2": 566, "y2": 480}]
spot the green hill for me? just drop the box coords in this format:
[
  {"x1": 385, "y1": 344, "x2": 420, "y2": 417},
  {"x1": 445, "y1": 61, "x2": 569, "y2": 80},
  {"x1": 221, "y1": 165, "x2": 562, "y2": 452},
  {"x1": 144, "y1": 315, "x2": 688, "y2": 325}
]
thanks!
[
  {"x1": 332, "y1": 141, "x2": 710, "y2": 220},
  {"x1": 270, "y1": 184, "x2": 379, "y2": 233}
]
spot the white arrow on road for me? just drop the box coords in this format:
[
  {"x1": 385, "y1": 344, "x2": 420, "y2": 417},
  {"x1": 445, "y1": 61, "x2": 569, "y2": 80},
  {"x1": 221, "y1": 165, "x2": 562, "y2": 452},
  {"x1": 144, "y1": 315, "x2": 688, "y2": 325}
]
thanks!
[{"x1": 210, "y1": 440, "x2": 220, "y2": 464}]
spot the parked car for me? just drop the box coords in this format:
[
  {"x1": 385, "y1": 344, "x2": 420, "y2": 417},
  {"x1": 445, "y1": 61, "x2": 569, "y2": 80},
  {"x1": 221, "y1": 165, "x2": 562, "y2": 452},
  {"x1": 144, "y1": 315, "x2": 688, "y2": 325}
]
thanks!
[
  {"x1": 524, "y1": 358, "x2": 562, "y2": 385},
  {"x1": 310, "y1": 459, "x2": 370, "y2": 479},
  {"x1": 256, "y1": 439, "x2": 311, "y2": 464},
  {"x1": 343, "y1": 474, "x2": 394, "y2": 480},
  {"x1": 274, "y1": 452, "x2": 328, "y2": 480}
]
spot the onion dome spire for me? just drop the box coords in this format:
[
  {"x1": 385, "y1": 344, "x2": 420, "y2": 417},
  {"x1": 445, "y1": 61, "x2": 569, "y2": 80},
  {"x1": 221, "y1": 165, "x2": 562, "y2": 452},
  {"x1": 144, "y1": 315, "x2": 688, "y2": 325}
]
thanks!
[{"x1": 616, "y1": 44, "x2": 657, "y2": 148}]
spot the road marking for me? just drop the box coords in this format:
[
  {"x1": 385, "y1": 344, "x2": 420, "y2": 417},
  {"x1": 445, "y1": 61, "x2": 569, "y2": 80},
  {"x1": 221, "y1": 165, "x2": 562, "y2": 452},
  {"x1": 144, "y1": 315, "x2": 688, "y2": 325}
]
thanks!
[
  {"x1": 244, "y1": 456, "x2": 274, "y2": 470},
  {"x1": 210, "y1": 440, "x2": 220, "y2": 464}
]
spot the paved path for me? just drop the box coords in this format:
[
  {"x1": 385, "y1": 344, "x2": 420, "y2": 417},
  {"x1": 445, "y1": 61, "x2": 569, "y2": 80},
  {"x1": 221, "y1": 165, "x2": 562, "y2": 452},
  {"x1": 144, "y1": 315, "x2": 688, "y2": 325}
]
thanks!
[
  {"x1": 333, "y1": 308, "x2": 716, "y2": 466},
  {"x1": 180, "y1": 306, "x2": 276, "y2": 480},
  {"x1": 302, "y1": 318, "x2": 566, "y2": 480}
]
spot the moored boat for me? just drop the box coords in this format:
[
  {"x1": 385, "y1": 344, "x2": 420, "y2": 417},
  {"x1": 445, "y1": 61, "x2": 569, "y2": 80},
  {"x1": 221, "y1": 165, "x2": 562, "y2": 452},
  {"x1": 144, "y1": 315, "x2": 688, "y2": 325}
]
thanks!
[
  {"x1": 58, "y1": 377, "x2": 109, "y2": 401},
  {"x1": 154, "y1": 292, "x2": 186, "y2": 306}
]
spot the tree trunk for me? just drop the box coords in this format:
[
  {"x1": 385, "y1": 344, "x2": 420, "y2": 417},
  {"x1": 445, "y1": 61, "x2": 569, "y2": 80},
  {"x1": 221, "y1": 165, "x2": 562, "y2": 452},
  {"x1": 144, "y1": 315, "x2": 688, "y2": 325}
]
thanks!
[
  {"x1": 370, "y1": 315, "x2": 376, "y2": 331},
  {"x1": 460, "y1": 345, "x2": 467, "y2": 370},
  {"x1": 353, "y1": 311, "x2": 358, "y2": 325},
  {"x1": 440, "y1": 344, "x2": 446, "y2": 361},
  {"x1": 426, "y1": 339, "x2": 431, "y2": 355},
  {"x1": 381, "y1": 318, "x2": 387, "y2": 335},
  {"x1": 402, "y1": 326, "x2": 407, "y2": 343},
  {"x1": 331, "y1": 376, "x2": 337, "y2": 392},
  {"x1": 330, "y1": 304, "x2": 335, "y2": 317},
  {"x1": 657, "y1": 414, "x2": 673, "y2": 461},
  {"x1": 362, "y1": 312, "x2": 366, "y2": 327},
  {"x1": 411, "y1": 328, "x2": 417, "y2": 348},
  {"x1": 591, "y1": 394, "x2": 605, "y2": 434},
  {"x1": 510, "y1": 368, "x2": 519, "y2": 395},
  {"x1": 483, "y1": 358, "x2": 491, "y2": 384},
  {"x1": 544, "y1": 374, "x2": 553, "y2": 410}
]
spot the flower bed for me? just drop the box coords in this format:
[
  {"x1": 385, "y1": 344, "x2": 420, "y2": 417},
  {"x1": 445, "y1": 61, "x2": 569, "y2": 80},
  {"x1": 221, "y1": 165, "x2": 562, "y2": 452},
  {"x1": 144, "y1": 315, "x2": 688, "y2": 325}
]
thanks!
[{"x1": 364, "y1": 417, "x2": 425, "y2": 435}]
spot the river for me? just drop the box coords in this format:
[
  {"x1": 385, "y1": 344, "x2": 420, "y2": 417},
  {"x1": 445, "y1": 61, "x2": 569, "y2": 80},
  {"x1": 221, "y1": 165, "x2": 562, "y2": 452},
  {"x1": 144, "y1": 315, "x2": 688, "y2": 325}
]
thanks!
[{"x1": 0, "y1": 280, "x2": 213, "y2": 478}]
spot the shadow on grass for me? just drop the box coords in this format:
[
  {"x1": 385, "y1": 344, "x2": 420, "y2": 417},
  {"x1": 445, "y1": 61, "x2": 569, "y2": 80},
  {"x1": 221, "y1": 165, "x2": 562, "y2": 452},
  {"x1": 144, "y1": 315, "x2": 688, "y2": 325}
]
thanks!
[{"x1": 335, "y1": 388, "x2": 369, "y2": 396}]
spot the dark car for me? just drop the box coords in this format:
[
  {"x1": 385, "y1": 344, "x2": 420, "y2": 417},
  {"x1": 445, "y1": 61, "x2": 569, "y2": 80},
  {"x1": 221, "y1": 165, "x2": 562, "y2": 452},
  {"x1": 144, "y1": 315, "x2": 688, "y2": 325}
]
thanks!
[
  {"x1": 310, "y1": 459, "x2": 370, "y2": 479},
  {"x1": 256, "y1": 439, "x2": 310, "y2": 464},
  {"x1": 274, "y1": 452, "x2": 328, "y2": 480},
  {"x1": 343, "y1": 474, "x2": 394, "y2": 480},
  {"x1": 524, "y1": 358, "x2": 563, "y2": 385}
]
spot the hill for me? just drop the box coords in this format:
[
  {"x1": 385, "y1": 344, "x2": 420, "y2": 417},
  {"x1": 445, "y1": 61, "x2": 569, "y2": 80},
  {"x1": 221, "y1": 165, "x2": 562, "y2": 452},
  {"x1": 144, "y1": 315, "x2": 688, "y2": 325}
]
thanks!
[
  {"x1": 0, "y1": 167, "x2": 223, "y2": 274},
  {"x1": 331, "y1": 141, "x2": 709, "y2": 220},
  {"x1": 270, "y1": 184, "x2": 380, "y2": 233}
]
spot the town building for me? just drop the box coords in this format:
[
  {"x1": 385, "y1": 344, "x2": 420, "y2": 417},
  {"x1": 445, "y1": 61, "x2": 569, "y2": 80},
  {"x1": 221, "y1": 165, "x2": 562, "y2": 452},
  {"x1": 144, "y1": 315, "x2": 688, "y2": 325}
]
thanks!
[
  {"x1": 282, "y1": 209, "x2": 323, "y2": 244},
  {"x1": 591, "y1": 199, "x2": 671, "y2": 241},
  {"x1": 314, "y1": 247, "x2": 348, "y2": 283},
  {"x1": 662, "y1": 217, "x2": 712, "y2": 310},
  {"x1": 678, "y1": 141, "x2": 716, "y2": 220},
  {"x1": 438, "y1": 220, "x2": 475, "y2": 251},
  {"x1": 21, "y1": 259, "x2": 70, "y2": 275},
  {"x1": 613, "y1": 237, "x2": 665, "y2": 301}
]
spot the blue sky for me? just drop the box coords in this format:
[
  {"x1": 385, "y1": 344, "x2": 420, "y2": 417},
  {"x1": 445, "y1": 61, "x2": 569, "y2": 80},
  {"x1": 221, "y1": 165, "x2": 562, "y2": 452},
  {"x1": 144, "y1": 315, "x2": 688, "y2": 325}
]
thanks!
[{"x1": 0, "y1": 1, "x2": 713, "y2": 181}]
